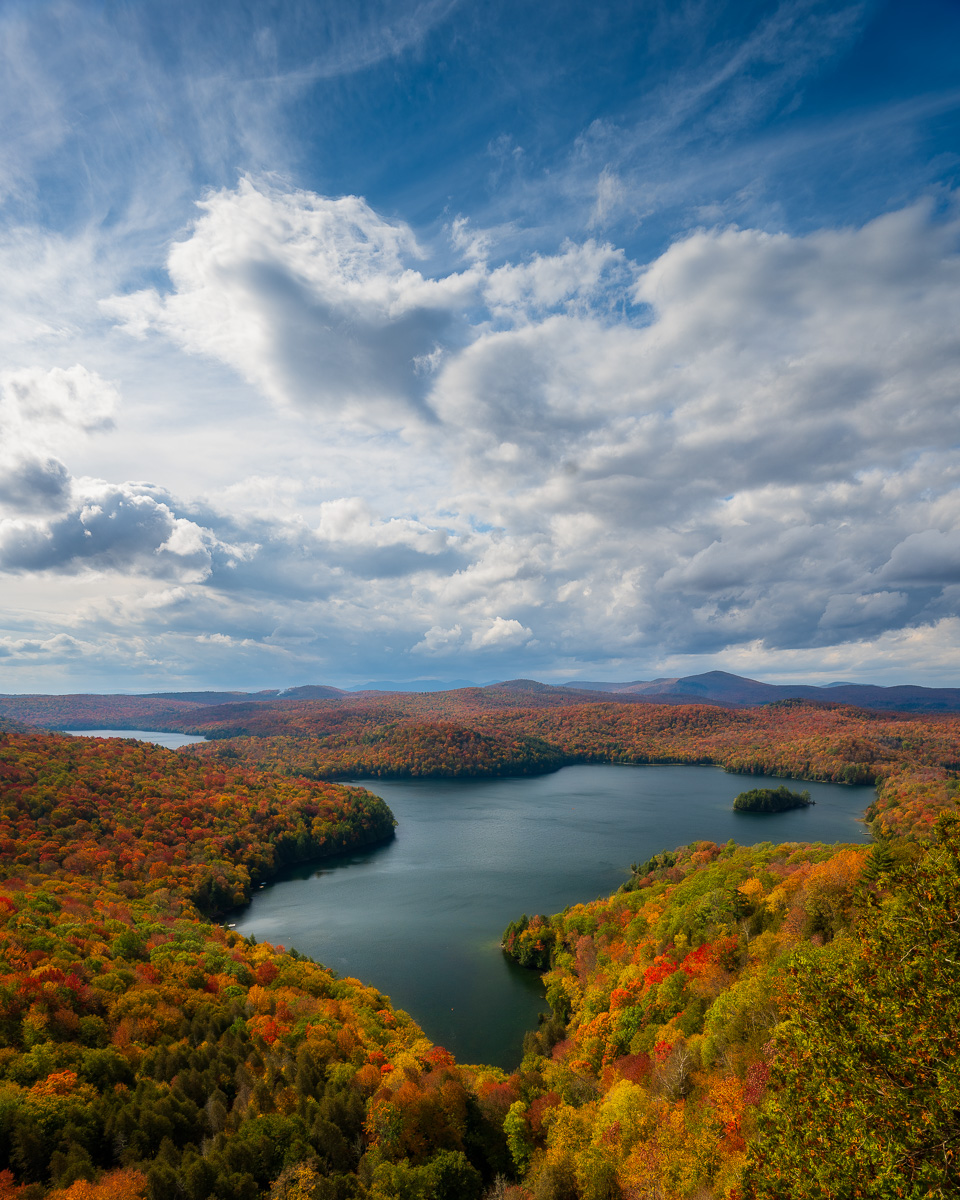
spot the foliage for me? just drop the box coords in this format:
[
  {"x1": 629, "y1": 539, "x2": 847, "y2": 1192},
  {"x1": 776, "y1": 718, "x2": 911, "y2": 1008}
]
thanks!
[
  {"x1": 732, "y1": 787, "x2": 812, "y2": 813},
  {"x1": 179, "y1": 701, "x2": 960, "y2": 799},
  {"x1": 865, "y1": 766, "x2": 960, "y2": 841},
  {"x1": 501, "y1": 918, "x2": 556, "y2": 972},
  {"x1": 0, "y1": 873, "x2": 506, "y2": 1199},
  {"x1": 6, "y1": 692, "x2": 960, "y2": 794},
  {"x1": 0, "y1": 733, "x2": 508, "y2": 1198},
  {"x1": 1, "y1": 704, "x2": 960, "y2": 1196},
  {"x1": 0, "y1": 732, "x2": 395, "y2": 914},
  {"x1": 0, "y1": 696, "x2": 211, "y2": 733},
  {"x1": 499, "y1": 836, "x2": 872, "y2": 1198},
  {"x1": 743, "y1": 813, "x2": 960, "y2": 1199}
]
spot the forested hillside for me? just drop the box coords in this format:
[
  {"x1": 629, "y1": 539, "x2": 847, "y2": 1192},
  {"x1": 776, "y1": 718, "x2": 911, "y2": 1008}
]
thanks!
[
  {"x1": 0, "y1": 733, "x2": 395, "y2": 913},
  {"x1": 501, "y1": 820, "x2": 960, "y2": 1198},
  {"x1": 0, "y1": 731, "x2": 506, "y2": 1199},
  {"x1": 6, "y1": 688, "x2": 960, "y2": 799},
  {"x1": 0, "y1": 707, "x2": 957, "y2": 1198},
  {"x1": 184, "y1": 700, "x2": 960, "y2": 812}
]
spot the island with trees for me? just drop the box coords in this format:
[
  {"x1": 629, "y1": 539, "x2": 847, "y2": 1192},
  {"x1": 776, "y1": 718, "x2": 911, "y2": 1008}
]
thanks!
[{"x1": 732, "y1": 784, "x2": 813, "y2": 812}]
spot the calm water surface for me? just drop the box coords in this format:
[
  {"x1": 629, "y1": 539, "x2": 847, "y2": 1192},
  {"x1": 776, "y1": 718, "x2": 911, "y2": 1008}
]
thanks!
[
  {"x1": 233, "y1": 764, "x2": 873, "y2": 1068},
  {"x1": 63, "y1": 730, "x2": 207, "y2": 749}
]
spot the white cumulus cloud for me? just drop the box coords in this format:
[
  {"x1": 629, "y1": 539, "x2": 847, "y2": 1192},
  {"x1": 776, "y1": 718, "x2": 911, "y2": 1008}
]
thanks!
[{"x1": 8, "y1": 184, "x2": 960, "y2": 688}]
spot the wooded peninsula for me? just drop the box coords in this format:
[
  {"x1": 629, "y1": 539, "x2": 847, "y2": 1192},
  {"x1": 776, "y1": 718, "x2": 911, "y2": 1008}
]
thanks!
[{"x1": 0, "y1": 683, "x2": 956, "y2": 1198}]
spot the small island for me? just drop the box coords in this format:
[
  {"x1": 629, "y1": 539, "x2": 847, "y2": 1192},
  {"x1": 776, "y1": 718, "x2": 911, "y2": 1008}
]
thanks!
[{"x1": 733, "y1": 784, "x2": 814, "y2": 812}]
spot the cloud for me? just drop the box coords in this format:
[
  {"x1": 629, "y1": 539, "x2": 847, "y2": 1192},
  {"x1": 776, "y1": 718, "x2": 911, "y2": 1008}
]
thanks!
[
  {"x1": 313, "y1": 497, "x2": 463, "y2": 577},
  {"x1": 647, "y1": 1, "x2": 867, "y2": 140},
  {"x1": 412, "y1": 624, "x2": 464, "y2": 655},
  {"x1": 283, "y1": 0, "x2": 462, "y2": 83},
  {"x1": 0, "y1": 455, "x2": 70, "y2": 513},
  {"x1": 482, "y1": 239, "x2": 630, "y2": 317},
  {"x1": 0, "y1": 632, "x2": 89, "y2": 660},
  {"x1": 819, "y1": 590, "x2": 908, "y2": 632},
  {"x1": 0, "y1": 365, "x2": 118, "y2": 446},
  {"x1": 104, "y1": 179, "x2": 478, "y2": 425},
  {"x1": 423, "y1": 197, "x2": 960, "y2": 665},
  {"x1": 412, "y1": 615, "x2": 532, "y2": 655},
  {"x1": 448, "y1": 215, "x2": 493, "y2": 263},
  {"x1": 589, "y1": 167, "x2": 628, "y2": 230},
  {"x1": 11, "y1": 183, "x2": 960, "y2": 689},
  {"x1": 471, "y1": 616, "x2": 532, "y2": 648},
  {"x1": 0, "y1": 364, "x2": 119, "y2": 518},
  {"x1": 3, "y1": 0, "x2": 959, "y2": 696},
  {"x1": 102, "y1": 181, "x2": 642, "y2": 435},
  {"x1": 879, "y1": 530, "x2": 960, "y2": 586},
  {"x1": 0, "y1": 0, "x2": 464, "y2": 247},
  {"x1": 0, "y1": 483, "x2": 213, "y2": 579},
  {"x1": 467, "y1": 0, "x2": 876, "y2": 251}
]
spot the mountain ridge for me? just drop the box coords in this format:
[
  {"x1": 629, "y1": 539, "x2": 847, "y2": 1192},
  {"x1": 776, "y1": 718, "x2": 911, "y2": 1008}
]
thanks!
[
  {"x1": 559, "y1": 669, "x2": 960, "y2": 712},
  {"x1": 4, "y1": 670, "x2": 960, "y2": 722}
]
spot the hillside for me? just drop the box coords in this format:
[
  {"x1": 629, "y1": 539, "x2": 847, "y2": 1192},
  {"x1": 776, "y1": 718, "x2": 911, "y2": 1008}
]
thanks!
[
  {"x1": 0, "y1": 706, "x2": 957, "y2": 1196},
  {"x1": 5, "y1": 672, "x2": 960, "y2": 738},
  {"x1": 0, "y1": 730, "x2": 514, "y2": 1199},
  {"x1": 184, "y1": 701, "x2": 960, "y2": 799},
  {"x1": 501, "y1": 818, "x2": 960, "y2": 1198}
]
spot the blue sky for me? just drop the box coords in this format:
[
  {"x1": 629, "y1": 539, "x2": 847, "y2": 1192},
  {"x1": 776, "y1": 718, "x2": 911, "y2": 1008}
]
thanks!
[{"x1": 1, "y1": 0, "x2": 960, "y2": 691}]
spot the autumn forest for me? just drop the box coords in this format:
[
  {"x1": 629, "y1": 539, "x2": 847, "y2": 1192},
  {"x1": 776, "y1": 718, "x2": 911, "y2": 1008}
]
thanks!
[{"x1": 0, "y1": 684, "x2": 957, "y2": 1199}]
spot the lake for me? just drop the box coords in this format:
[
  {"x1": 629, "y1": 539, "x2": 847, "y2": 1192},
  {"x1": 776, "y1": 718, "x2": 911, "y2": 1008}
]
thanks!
[
  {"x1": 62, "y1": 729, "x2": 207, "y2": 749},
  {"x1": 231, "y1": 764, "x2": 873, "y2": 1068}
]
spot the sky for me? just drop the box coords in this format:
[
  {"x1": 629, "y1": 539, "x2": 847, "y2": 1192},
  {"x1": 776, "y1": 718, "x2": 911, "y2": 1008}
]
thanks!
[{"x1": 1, "y1": 0, "x2": 960, "y2": 693}]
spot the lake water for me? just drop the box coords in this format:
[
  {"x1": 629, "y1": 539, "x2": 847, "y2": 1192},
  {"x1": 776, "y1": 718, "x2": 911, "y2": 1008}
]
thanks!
[
  {"x1": 63, "y1": 729, "x2": 207, "y2": 749},
  {"x1": 232, "y1": 764, "x2": 873, "y2": 1068}
]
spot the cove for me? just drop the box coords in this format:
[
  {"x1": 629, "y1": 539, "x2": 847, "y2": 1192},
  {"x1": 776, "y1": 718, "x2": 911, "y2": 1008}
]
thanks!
[{"x1": 232, "y1": 764, "x2": 873, "y2": 1069}]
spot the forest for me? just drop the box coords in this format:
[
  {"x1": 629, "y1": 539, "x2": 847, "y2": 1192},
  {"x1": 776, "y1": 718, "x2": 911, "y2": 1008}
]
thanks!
[
  {"x1": 8, "y1": 685, "x2": 960, "y2": 792},
  {"x1": 0, "y1": 693, "x2": 956, "y2": 1197},
  {"x1": 731, "y1": 787, "x2": 812, "y2": 813}
]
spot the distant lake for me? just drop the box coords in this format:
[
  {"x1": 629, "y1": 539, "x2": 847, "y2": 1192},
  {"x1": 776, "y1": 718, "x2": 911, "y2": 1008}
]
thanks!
[
  {"x1": 232, "y1": 764, "x2": 873, "y2": 1068},
  {"x1": 62, "y1": 729, "x2": 207, "y2": 749}
]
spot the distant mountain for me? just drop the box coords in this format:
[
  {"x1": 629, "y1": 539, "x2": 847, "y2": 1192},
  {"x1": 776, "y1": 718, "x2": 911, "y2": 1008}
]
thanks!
[
  {"x1": 276, "y1": 685, "x2": 348, "y2": 699},
  {"x1": 562, "y1": 670, "x2": 960, "y2": 713},
  {"x1": 141, "y1": 685, "x2": 347, "y2": 701},
  {"x1": 5, "y1": 671, "x2": 958, "y2": 729},
  {"x1": 486, "y1": 678, "x2": 736, "y2": 707},
  {"x1": 346, "y1": 679, "x2": 479, "y2": 692},
  {"x1": 139, "y1": 690, "x2": 281, "y2": 704},
  {"x1": 493, "y1": 678, "x2": 566, "y2": 694},
  {"x1": 568, "y1": 680, "x2": 665, "y2": 692}
]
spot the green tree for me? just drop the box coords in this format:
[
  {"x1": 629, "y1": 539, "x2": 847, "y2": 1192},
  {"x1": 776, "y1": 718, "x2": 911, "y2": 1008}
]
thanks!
[{"x1": 743, "y1": 813, "x2": 960, "y2": 1198}]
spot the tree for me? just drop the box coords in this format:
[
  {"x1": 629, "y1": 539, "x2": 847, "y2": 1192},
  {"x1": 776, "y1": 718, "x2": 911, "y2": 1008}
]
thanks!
[{"x1": 743, "y1": 814, "x2": 960, "y2": 1198}]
